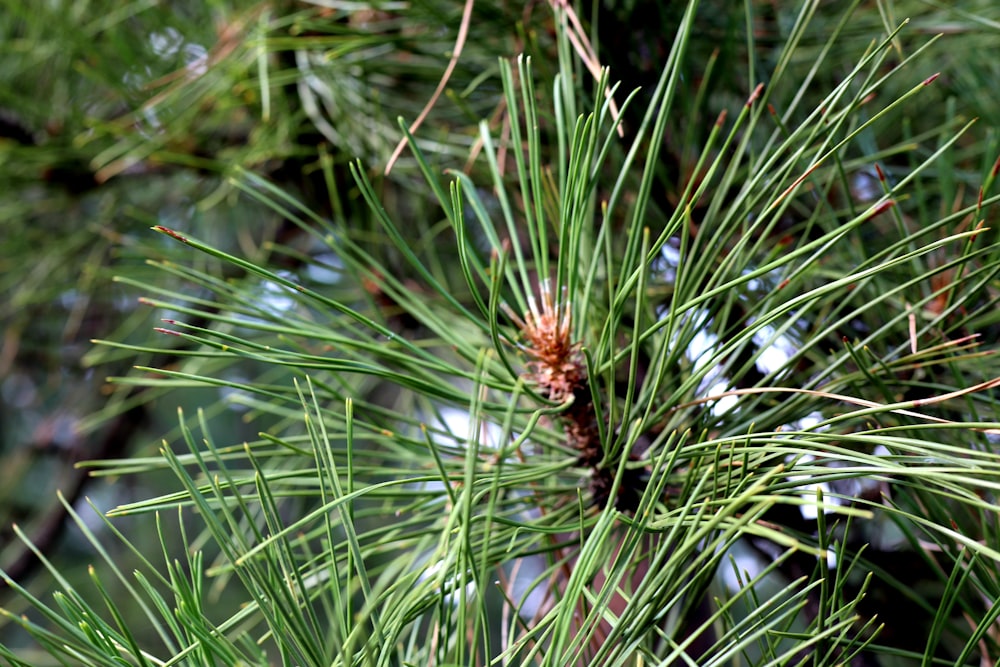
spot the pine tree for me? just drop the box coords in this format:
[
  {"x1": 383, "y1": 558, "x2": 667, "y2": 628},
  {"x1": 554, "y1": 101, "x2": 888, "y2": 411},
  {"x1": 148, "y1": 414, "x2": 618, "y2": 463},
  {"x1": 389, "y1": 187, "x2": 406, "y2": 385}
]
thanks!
[{"x1": 3, "y1": 2, "x2": 1000, "y2": 665}]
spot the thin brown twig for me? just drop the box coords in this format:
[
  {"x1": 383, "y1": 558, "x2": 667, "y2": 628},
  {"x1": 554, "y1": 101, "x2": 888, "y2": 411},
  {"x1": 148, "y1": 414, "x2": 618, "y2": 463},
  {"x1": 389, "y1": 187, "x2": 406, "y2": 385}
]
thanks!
[
  {"x1": 670, "y1": 378, "x2": 1000, "y2": 433},
  {"x1": 384, "y1": 0, "x2": 476, "y2": 175},
  {"x1": 548, "y1": 0, "x2": 623, "y2": 137}
]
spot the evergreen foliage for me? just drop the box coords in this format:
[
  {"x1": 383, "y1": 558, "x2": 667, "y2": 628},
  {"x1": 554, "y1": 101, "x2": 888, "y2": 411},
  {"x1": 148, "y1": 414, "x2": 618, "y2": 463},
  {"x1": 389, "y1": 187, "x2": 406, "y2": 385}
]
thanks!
[{"x1": 3, "y1": 1, "x2": 1000, "y2": 665}]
